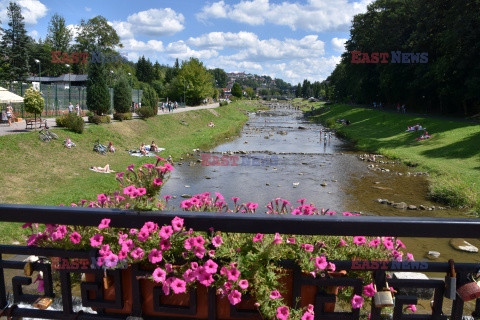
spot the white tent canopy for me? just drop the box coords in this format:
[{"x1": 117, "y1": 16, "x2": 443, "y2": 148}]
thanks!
[{"x1": 0, "y1": 86, "x2": 24, "y2": 103}]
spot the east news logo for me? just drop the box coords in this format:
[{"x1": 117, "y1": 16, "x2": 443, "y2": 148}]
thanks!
[{"x1": 351, "y1": 51, "x2": 428, "y2": 64}]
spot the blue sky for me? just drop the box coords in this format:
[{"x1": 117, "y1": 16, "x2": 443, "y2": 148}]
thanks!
[{"x1": 0, "y1": 0, "x2": 373, "y2": 84}]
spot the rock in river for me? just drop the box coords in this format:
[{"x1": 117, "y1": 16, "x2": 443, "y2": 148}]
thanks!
[
  {"x1": 450, "y1": 239, "x2": 479, "y2": 253},
  {"x1": 181, "y1": 194, "x2": 192, "y2": 198},
  {"x1": 427, "y1": 251, "x2": 440, "y2": 260},
  {"x1": 393, "y1": 202, "x2": 408, "y2": 209}
]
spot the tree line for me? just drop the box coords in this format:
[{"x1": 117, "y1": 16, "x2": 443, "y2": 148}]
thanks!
[{"x1": 325, "y1": 0, "x2": 480, "y2": 115}]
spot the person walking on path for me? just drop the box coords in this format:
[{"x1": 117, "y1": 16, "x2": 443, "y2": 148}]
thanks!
[
  {"x1": 68, "y1": 102, "x2": 74, "y2": 113},
  {"x1": 6, "y1": 104, "x2": 14, "y2": 126},
  {"x1": 76, "y1": 104, "x2": 80, "y2": 116}
]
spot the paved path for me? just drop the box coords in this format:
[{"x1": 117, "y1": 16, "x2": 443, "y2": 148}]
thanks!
[{"x1": 0, "y1": 103, "x2": 220, "y2": 137}]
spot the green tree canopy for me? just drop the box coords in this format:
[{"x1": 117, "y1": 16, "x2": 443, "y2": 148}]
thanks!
[
  {"x1": 24, "y1": 87, "x2": 45, "y2": 121},
  {"x1": 231, "y1": 82, "x2": 243, "y2": 98},
  {"x1": 114, "y1": 75, "x2": 132, "y2": 113},
  {"x1": 170, "y1": 58, "x2": 214, "y2": 106},
  {"x1": 140, "y1": 82, "x2": 158, "y2": 111},
  {"x1": 76, "y1": 16, "x2": 121, "y2": 52},
  {"x1": 208, "y1": 68, "x2": 228, "y2": 88},
  {"x1": 0, "y1": 2, "x2": 30, "y2": 82},
  {"x1": 86, "y1": 59, "x2": 110, "y2": 115}
]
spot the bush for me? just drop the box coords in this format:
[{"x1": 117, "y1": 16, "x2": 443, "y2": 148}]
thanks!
[
  {"x1": 55, "y1": 113, "x2": 85, "y2": 134},
  {"x1": 113, "y1": 112, "x2": 133, "y2": 121},
  {"x1": 137, "y1": 106, "x2": 156, "y2": 118},
  {"x1": 219, "y1": 101, "x2": 228, "y2": 106},
  {"x1": 114, "y1": 76, "x2": 132, "y2": 113},
  {"x1": 230, "y1": 96, "x2": 241, "y2": 102},
  {"x1": 85, "y1": 111, "x2": 94, "y2": 117},
  {"x1": 88, "y1": 115, "x2": 111, "y2": 124}
]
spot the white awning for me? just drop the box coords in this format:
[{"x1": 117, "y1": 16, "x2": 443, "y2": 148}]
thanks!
[{"x1": 0, "y1": 86, "x2": 24, "y2": 103}]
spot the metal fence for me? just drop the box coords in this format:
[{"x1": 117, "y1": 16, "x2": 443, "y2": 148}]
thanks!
[
  {"x1": 0, "y1": 204, "x2": 479, "y2": 319},
  {"x1": 1, "y1": 82, "x2": 142, "y2": 118}
]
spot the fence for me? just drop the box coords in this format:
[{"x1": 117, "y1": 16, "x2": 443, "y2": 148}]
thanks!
[
  {"x1": 1, "y1": 82, "x2": 142, "y2": 118},
  {"x1": 0, "y1": 203, "x2": 479, "y2": 319}
]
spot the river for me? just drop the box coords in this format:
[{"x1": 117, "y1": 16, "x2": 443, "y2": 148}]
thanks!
[{"x1": 163, "y1": 103, "x2": 480, "y2": 265}]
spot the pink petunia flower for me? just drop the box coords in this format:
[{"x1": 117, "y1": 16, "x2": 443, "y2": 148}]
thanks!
[
  {"x1": 253, "y1": 233, "x2": 264, "y2": 243},
  {"x1": 98, "y1": 218, "x2": 111, "y2": 229},
  {"x1": 276, "y1": 306, "x2": 289, "y2": 320},
  {"x1": 130, "y1": 247, "x2": 144, "y2": 260},
  {"x1": 351, "y1": 294, "x2": 364, "y2": 309},
  {"x1": 69, "y1": 232, "x2": 81, "y2": 244},
  {"x1": 153, "y1": 178, "x2": 163, "y2": 186},
  {"x1": 212, "y1": 235, "x2": 223, "y2": 247},
  {"x1": 204, "y1": 259, "x2": 218, "y2": 274},
  {"x1": 148, "y1": 249, "x2": 163, "y2": 264},
  {"x1": 301, "y1": 312, "x2": 314, "y2": 320},
  {"x1": 90, "y1": 234, "x2": 103, "y2": 247},
  {"x1": 228, "y1": 290, "x2": 242, "y2": 305},
  {"x1": 363, "y1": 283, "x2": 376, "y2": 297},
  {"x1": 227, "y1": 268, "x2": 240, "y2": 282},
  {"x1": 159, "y1": 225, "x2": 174, "y2": 239},
  {"x1": 273, "y1": 233, "x2": 283, "y2": 244},
  {"x1": 406, "y1": 304, "x2": 417, "y2": 312},
  {"x1": 353, "y1": 236, "x2": 366, "y2": 245},
  {"x1": 152, "y1": 268, "x2": 166, "y2": 283},
  {"x1": 314, "y1": 256, "x2": 328, "y2": 270},
  {"x1": 171, "y1": 217, "x2": 184, "y2": 231},
  {"x1": 270, "y1": 290, "x2": 282, "y2": 299},
  {"x1": 238, "y1": 280, "x2": 249, "y2": 290},
  {"x1": 171, "y1": 278, "x2": 187, "y2": 294}
]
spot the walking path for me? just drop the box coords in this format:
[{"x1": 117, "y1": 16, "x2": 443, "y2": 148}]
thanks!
[{"x1": 0, "y1": 103, "x2": 220, "y2": 137}]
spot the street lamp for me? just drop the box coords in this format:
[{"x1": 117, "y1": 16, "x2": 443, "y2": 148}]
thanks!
[
  {"x1": 34, "y1": 59, "x2": 41, "y2": 92},
  {"x1": 65, "y1": 64, "x2": 71, "y2": 102},
  {"x1": 128, "y1": 73, "x2": 132, "y2": 87},
  {"x1": 110, "y1": 70, "x2": 114, "y2": 88},
  {"x1": 183, "y1": 79, "x2": 186, "y2": 105}
]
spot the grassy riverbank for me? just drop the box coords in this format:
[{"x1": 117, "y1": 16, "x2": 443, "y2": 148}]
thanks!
[
  {"x1": 309, "y1": 104, "x2": 480, "y2": 213},
  {"x1": 0, "y1": 101, "x2": 257, "y2": 243}
]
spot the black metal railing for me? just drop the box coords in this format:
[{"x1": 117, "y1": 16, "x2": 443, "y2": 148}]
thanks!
[{"x1": 0, "y1": 204, "x2": 479, "y2": 320}]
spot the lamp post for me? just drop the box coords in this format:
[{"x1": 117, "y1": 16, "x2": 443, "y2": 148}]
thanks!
[
  {"x1": 65, "y1": 64, "x2": 71, "y2": 102},
  {"x1": 183, "y1": 79, "x2": 186, "y2": 105},
  {"x1": 110, "y1": 70, "x2": 114, "y2": 88},
  {"x1": 128, "y1": 73, "x2": 132, "y2": 87},
  {"x1": 34, "y1": 59, "x2": 41, "y2": 92}
]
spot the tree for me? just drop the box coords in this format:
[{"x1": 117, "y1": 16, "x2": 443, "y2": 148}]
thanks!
[
  {"x1": 0, "y1": 2, "x2": 30, "y2": 82},
  {"x1": 87, "y1": 59, "x2": 110, "y2": 115},
  {"x1": 45, "y1": 13, "x2": 72, "y2": 76},
  {"x1": 113, "y1": 76, "x2": 132, "y2": 113},
  {"x1": 295, "y1": 83, "x2": 302, "y2": 98},
  {"x1": 209, "y1": 68, "x2": 228, "y2": 88},
  {"x1": 76, "y1": 16, "x2": 121, "y2": 52},
  {"x1": 171, "y1": 58, "x2": 214, "y2": 106},
  {"x1": 231, "y1": 83, "x2": 243, "y2": 98},
  {"x1": 24, "y1": 87, "x2": 45, "y2": 128},
  {"x1": 136, "y1": 56, "x2": 155, "y2": 83},
  {"x1": 245, "y1": 87, "x2": 255, "y2": 99},
  {"x1": 140, "y1": 82, "x2": 158, "y2": 112}
]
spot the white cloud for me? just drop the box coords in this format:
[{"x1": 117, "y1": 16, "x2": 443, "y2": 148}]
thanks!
[
  {"x1": 85, "y1": 7, "x2": 91, "y2": 12},
  {"x1": 28, "y1": 29, "x2": 39, "y2": 40},
  {"x1": 197, "y1": 0, "x2": 373, "y2": 32},
  {"x1": 165, "y1": 40, "x2": 218, "y2": 60},
  {"x1": 0, "y1": 0, "x2": 47, "y2": 25},
  {"x1": 111, "y1": 21, "x2": 135, "y2": 39},
  {"x1": 331, "y1": 37, "x2": 347, "y2": 52},
  {"x1": 126, "y1": 8, "x2": 185, "y2": 37},
  {"x1": 197, "y1": 0, "x2": 228, "y2": 21},
  {"x1": 188, "y1": 31, "x2": 259, "y2": 50},
  {"x1": 67, "y1": 24, "x2": 79, "y2": 43},
  {"x1": 190, "y1": 32, "x2": 325, "y2": 62},
  {"x1": 122, "y1": 38, "x2": 164, "y2": 53}
]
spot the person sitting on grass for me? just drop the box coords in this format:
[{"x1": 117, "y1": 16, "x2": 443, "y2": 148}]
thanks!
[
  {"x1": 64, "y1": 136, "x2": 76, "y2": 148},
  {"x1": 90, "y1": 164, "x2": 115, "y2": 173},
  {"x1": 207, "y1": 121, "x2": 215, "y2": 127},
  {"x1": 108, "y1": 142, "x2": 116, "y2": 153},
  {"x1": 416, "y1": 131, "x2": 432, "y2": 141},
  {"x1": 150, "y1": 141, "x2": 158, "y2": 152},
  {"x1": 140, "y1": 143, "x2": 149, "y2": 155}
]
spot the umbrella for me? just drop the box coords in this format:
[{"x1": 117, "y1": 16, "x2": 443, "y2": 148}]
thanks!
[{"x1": 0, "y1": 86, "x2": 24, "y2": 103}]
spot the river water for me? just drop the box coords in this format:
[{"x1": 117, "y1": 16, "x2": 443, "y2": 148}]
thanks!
[{"x1": 163, "y1": 104, "x2": 480, "y2": 265}]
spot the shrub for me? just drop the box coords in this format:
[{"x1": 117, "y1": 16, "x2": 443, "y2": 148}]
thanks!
[
  {"x1": 137, "y1": 106, "x2": 156, "y2": 118},
  {"x1": 219, "y1": 101, "x2": 228, "y2": 106},
  {"x1": 56, "y1": 113, "x2": 85, "y2": 133},
  {"x1": 88, "y1": 115, "x2": 111, "y2": 124},
  {"x1": 113, "y1": 112, "x2": 133, "y2": 121},
  {"x1": 114, "y1": 76, "x2": 132, "y2": 113}
]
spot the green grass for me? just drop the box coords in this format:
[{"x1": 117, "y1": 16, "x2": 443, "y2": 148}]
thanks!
[
  {"x1": 310, "y1": 104, "x2": 480, "y2": 212},
  {"x1": 0, "y1": 101, "x2": 257, "y2": 243}
]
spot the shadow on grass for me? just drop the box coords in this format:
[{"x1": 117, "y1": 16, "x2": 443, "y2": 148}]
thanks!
[{"x1": 420, "y1": 131, "x2": 480, "y2": 160}]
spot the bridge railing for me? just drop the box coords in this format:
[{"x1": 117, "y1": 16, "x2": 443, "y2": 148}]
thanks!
[{"x1": 0, "y1": 203, "x2": 479, "y2": 320}]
